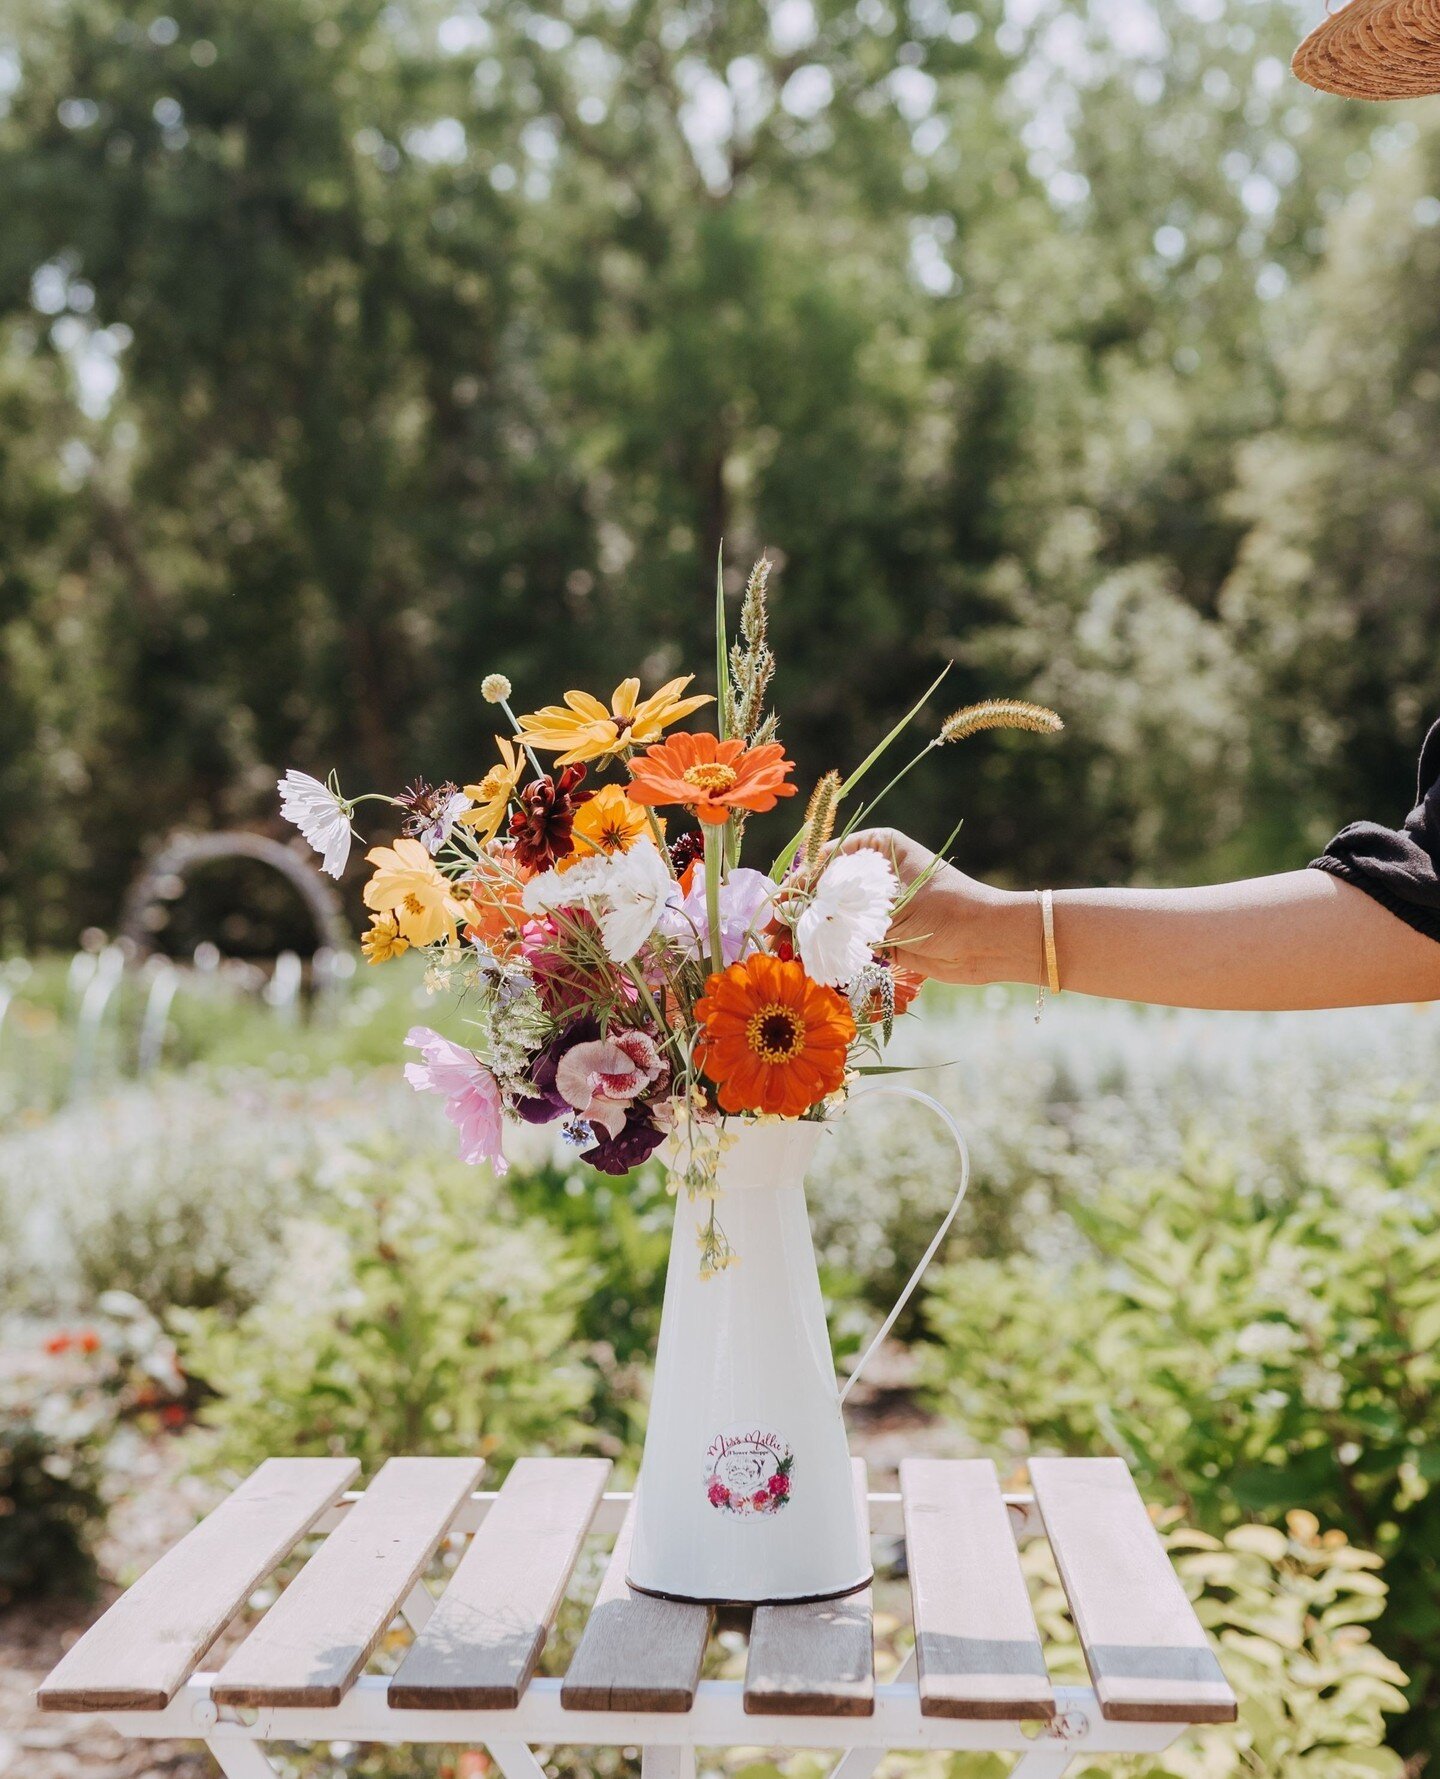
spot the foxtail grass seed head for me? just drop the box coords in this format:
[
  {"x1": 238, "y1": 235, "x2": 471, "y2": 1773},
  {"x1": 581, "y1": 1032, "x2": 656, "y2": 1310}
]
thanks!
[
  {"x1": 802, "y1": 770, "x2": 843, "y2": 871},
  {"x1": 939, "y1": 699, "x2": 1064, "y2": 744},
  {"x1": 481, "y1": 673, "x2": 512, "y2": 704},
  {"x1": 729, "y1": 556, "x2": 776, "y2": 742}
]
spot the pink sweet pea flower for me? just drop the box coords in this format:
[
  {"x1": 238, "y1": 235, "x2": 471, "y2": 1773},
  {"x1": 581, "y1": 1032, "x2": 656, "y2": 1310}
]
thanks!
[
  {"x1": 554, "y1": 1029, "x2": 665, "y2": 1137},
  {"x1": 404, "y1": 1026, "x2": 509, "y2": 1175}
]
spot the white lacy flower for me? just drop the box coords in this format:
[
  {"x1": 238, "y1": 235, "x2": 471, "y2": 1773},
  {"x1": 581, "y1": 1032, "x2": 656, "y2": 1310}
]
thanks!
[
  {"x1": 794, "y1": 851, "x2": 898, "y2": 987},
  {"x1": 277, "y1": 770, "x2": 355, "y2": 879},
  {"x1": 521, "y1": 843, "x2": 677, "y2": 964},
  {"x1": 522, "y1": 856, "x2": 608, "y2": 915}
]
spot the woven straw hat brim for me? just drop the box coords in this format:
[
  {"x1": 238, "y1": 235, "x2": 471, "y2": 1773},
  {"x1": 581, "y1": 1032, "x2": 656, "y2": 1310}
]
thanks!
[{"x1": 1293, "y1": 0, "x2": 1440, "y2": 98}]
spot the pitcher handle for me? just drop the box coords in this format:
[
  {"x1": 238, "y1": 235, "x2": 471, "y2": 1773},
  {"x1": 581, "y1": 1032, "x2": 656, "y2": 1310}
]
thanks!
[{"x1": 833, "y1": 1084, "x2": 971, "y2": 1406}]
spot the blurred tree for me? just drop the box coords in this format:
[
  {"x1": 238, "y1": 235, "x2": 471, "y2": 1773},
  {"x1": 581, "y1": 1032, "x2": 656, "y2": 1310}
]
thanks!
[
  {"x1": 0, "y1": 0, "x2": 1426, "y2": 943},
  {"x1": 1222, "y1": 118, "x2": 1440, "y2": 858}
]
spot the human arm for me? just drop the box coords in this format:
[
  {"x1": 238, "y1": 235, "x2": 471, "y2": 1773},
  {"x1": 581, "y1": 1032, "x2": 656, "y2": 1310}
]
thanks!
[{"x1": 843, "y1": 830, "x2": 1440, "y2": 1010}]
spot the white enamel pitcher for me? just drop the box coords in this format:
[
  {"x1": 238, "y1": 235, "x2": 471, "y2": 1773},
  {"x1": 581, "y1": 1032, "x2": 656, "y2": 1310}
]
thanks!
[{"x1": 627, "y1": 1086, "x2": 970, "y2": 1605}]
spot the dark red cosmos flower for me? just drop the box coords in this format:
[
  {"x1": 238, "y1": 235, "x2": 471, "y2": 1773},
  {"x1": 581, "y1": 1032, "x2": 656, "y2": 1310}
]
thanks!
[{"x1": 508, "y1": 764, "x2": 592, "y2": 870}]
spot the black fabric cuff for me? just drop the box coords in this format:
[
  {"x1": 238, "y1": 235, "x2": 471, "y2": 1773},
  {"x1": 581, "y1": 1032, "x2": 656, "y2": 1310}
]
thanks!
[{"x1": 1308, "y1": 854, "x2": 1440, "y2": 946}]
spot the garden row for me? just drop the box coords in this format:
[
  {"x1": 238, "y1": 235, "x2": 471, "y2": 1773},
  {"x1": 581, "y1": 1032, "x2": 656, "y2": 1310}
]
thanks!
[{"x1": 3, "y1": 983, "x2": 1438, "y2": 1772}]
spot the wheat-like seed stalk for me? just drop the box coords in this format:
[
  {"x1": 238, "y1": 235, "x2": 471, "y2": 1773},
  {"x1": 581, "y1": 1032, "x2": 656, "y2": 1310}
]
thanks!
[
  {"x1": 939, "y1": 699, "x2": 1064, "y2": 744},
  {"x1": 730, "y1": 557, "x2": 776, "y2": 742},
  {"x1": 802, "y1": 770, "x2": 843, "y2": 871}
]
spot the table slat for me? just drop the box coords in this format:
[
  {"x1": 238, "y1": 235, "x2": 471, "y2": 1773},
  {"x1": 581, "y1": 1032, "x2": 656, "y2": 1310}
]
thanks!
[
  {"x1": 1030, "y1": 1457, "x2": 1237, "y2": 1724},
  {"x1": 389, "y1": 1456, "x2": 611, "y2": 1709},
  {"x1": 744, "y1": 1460, "x2": 874, "y2": 1717},
  {"x1": 212, "y1": 1456, "x2": 484, "y2": 1707},
  {"x1": 37, "y1": 1457, "x2": 360, "y2": 1712},
  {"x1": 902, "y1": 1458, "x2": 1054, "y2": 1721},
  {"x1": 561, "y1": 1501, "x2": 713, "y2": 1712}
]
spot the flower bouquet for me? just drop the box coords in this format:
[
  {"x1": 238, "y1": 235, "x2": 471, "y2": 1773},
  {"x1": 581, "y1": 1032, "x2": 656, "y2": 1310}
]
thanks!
[{"x1": 278, "y1": 557, "x2": 1060, "y2": 1276}]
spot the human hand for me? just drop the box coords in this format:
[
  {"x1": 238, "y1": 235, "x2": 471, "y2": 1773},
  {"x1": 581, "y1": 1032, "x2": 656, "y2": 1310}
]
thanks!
[{"x1": 836, "y1": 827, "x2": 1034, "y2": 987}]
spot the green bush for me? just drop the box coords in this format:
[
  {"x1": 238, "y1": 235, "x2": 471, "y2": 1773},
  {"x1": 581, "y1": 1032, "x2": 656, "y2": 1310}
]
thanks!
[
  {"x1": 1035, "y1": 1516, "x2": 1408, "y2": 1778},
  {"x1": 920, "y1": 1103, "x2": 1440, "y2": 1758},
  {"x1": 0, "y1": 1370, "x2": 108, "y2": 1605},
  {"x1": 173, "y1": 1154, "x2": 600, "y2": 1480},
  {"x1": 0, "y1": 1293, "x2": 188, "y2": 1603},
  {"x1": 0, "y1": 1070, "x2": 447, "y2": 1317}
]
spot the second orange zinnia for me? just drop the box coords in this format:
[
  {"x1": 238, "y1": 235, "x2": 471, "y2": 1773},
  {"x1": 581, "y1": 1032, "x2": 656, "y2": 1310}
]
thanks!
[
  {"x1": 695, "y1": 953, "x2": 855, "y2": 1117},
  {"x1": 627, "y1": 731, "x2": 798, "y2": 826}
]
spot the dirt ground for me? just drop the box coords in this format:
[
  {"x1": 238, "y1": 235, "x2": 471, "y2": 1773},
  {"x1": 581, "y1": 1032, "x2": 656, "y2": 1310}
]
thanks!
[{"x1": 2, "y1": 1436, "x2": 218, "y2": 1779}]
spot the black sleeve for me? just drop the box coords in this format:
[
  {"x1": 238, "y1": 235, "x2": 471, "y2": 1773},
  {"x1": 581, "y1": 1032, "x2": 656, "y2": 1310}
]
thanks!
[{"x1": 1309, "y1": 719, "x2": 1440, "y2": 944}]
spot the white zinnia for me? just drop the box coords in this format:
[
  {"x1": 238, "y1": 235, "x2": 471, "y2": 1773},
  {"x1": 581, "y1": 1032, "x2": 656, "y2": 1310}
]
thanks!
[
  {"x1": 795, "y1": 851, "x2": 898, "y2": 987},
  {"x1": 277, "y1": 770, "x2": 355, "y2": 879}
]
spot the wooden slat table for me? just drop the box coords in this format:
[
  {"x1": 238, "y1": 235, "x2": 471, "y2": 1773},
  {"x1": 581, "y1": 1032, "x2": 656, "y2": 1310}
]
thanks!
[{"x1": 37, "y1": 1454, "x2": 1235, "y2": 1779}]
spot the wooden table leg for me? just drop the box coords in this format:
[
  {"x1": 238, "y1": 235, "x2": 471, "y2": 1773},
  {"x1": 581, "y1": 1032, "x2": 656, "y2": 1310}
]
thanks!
[{"x1": 641, "y1": 1746, "x2": 698, "y2": 1779}]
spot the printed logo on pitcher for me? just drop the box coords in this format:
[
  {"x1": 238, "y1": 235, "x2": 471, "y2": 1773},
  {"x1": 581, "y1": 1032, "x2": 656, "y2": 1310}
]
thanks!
[{"x1": 703, "y1": 1424, "x2": 794, "y2": 1515}]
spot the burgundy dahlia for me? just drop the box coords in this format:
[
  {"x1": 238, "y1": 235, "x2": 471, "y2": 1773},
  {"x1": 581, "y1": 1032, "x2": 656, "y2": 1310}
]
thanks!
[
  {"x1": 668, "y1": 828, "x2": 705, "y2": 880},
  {"x1": 508, "y1": 764, "x2": 592, "y2": 870}
]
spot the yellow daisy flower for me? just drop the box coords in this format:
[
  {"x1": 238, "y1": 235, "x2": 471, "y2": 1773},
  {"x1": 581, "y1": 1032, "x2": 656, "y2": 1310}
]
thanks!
[
  {"x1": 517, "y1": 676, "x2": 713, "y2": 766},
  {"x1": 363, "y1": 838, "x2": 469, "y2": 946},
  {"x1": 360, "y1": 912, "x2": 410, "y2": 965},
  {"x1": 459, "y1": 735, "x2": 523, "y2": 844},
  {"x1": 562, "y1": 783, "x2": 663, "y2": 869}
]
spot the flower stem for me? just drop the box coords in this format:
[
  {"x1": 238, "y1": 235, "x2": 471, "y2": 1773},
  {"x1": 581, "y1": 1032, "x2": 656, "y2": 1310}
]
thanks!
[
  {"x1": 644, "y1": 808, "x2": 674, "y2": 870},
  {"x1": 497, "y1": 698, "x2": 546, "y2": 779},
  {"x1": 704, "y1": 825, "x2": 724, "y2": 973}
]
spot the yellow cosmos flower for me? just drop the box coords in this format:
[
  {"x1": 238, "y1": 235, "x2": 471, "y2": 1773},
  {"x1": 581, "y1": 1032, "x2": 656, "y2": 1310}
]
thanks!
[
  {"x1": 561, "y1": 784, "x2": 662, "y2": 870},
  {"x1": 459, "y1": 735, "x2": 523, "y2": 844},
  {"x1": 363, "y1": 837, "x2": 469, "y2": 946},
  {"x1": 360, "y1": 912, "x2": 409, "y2": 965},
  {"x1": 517, "y1": 676, "x2": 713, "y2": 766}
]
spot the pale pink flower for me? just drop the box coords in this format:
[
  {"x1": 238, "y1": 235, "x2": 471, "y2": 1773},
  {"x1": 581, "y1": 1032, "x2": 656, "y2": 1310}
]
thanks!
[
  {"x1": 554, "y1": 1029, "x2": 665, "y2": 1137},
  {"x1": 403, "y1": 1026, "x2": 508, "y2": 1174}
]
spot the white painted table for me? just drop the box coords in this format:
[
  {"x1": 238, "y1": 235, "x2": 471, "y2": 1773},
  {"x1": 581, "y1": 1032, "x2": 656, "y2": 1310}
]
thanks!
[{"x1": 37, "y1": 1453, "x2": 1236, "y2": 1778}]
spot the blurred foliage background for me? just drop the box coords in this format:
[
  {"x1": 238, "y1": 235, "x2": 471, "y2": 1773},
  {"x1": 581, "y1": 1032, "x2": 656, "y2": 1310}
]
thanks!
[
  {"x1": 5, "y1": 7, "x2": 1440, "y2": 1771},
  {"x1": 2, "y1": 0, "x2": 1439, "y2": 948}
]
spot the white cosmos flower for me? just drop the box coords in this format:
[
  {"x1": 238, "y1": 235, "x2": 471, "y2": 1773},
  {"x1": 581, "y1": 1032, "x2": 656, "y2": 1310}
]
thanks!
[
  {"x1": 593, "y1": 841, "x2": 679, "y2": 962},
  {"x1": 277, "y1": 770, "x2": 355, "y2": 879},
  {"x1": 521, "y1": 842, "x2": 679, "y2": 964},
  {"x1": 794, "y1": 850, "x2": 898, "y2": 987}
]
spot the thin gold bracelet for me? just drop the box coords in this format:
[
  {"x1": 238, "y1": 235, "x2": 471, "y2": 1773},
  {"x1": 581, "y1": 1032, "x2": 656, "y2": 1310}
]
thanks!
[{"x1": 1033, "y1": 888, "x2": 1060, "y2": 1021}]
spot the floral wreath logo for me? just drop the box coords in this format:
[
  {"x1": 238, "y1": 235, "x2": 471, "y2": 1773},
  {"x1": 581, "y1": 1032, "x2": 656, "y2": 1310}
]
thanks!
[{"x1": 703, "y1": 1424, "x2": 794, "y2": 1515}]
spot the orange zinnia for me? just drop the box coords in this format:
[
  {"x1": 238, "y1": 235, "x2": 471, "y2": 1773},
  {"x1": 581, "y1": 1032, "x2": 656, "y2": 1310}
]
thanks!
[
  {"x1": 695, "y1": 953, "x2": 855, "y2": 1117},
  {"x1": 627, "y1": 732, "x2": 798, "y2": 827}
]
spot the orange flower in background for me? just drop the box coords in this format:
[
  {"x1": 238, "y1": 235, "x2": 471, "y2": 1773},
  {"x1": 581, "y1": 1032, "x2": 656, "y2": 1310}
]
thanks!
[
  {"x1": 694, "y1": 953, "x2": 855, "y2": 1116},
  {"x1": 518, "y1": 676, "x2": 713, "y2": 765},
  {"x1": 562, "y1": 784, "x2": 661, "y2": 870},
  {"x1": 628, "y1": 733, "x2": 798, "y2": 827},
  {"x1": 463, "y1": 843, "x2": 533, "y2": 955}
]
